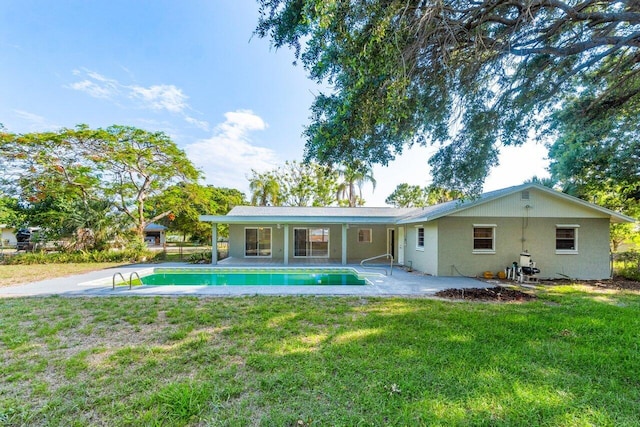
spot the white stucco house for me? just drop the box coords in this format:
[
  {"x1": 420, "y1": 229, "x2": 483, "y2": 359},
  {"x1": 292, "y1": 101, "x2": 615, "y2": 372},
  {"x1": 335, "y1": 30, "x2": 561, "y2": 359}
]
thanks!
[
  {"x1": 200, "y1": 183, "x2": 636, "y2": 280},
  {"x1": 0, "y1": 225, "x2": 17, "y2": 247}
]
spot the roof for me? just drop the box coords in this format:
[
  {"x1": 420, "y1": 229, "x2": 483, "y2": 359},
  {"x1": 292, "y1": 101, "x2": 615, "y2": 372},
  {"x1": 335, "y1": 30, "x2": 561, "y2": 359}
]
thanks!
[
  {"x1": 144, "y1": 223, "x2": 167, "y2": 231},
  {"x1": 397, "y1": 183, "x2": 636, "y2": 224},
  {"x1": 201, "y1": 206, "x2": 416, "y2": 224},
  {"x1": 200, "y1": 183, "x2": 636, "y2": 225}
]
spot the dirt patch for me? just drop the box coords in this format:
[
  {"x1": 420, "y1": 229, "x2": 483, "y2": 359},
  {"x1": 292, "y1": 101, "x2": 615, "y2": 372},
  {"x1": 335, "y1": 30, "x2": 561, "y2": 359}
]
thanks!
[
  {"x1": 435, "y1": 286, "x2": 536, "y2": 302},
  {"x1": 544, "y1": 277, "x2": 640, "y2": 291}
]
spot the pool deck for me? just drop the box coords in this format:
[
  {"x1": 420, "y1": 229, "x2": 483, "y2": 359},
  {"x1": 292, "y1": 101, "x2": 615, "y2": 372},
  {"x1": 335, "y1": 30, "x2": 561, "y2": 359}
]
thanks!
[{"x1": 0, "y1": 262, "x2": 491, "y2": 298}]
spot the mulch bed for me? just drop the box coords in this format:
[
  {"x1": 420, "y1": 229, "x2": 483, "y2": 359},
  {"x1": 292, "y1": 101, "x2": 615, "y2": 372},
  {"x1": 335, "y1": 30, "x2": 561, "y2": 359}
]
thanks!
[
  {"x1": 545, "y1": 277, "x2": 640, "y2": 291},
  {"x1": 435, "y1": 286, "x2": 536, "y2": 302}
]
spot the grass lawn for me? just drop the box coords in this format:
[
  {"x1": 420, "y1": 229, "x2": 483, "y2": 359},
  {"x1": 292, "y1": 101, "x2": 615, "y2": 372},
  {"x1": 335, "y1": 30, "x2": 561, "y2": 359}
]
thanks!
[
  {"x1": 0, "y1": 263, "x2": 127, "y2": 288},
  {"x1": 0, "y1": 286, "x2": 639, "y2": 426}
]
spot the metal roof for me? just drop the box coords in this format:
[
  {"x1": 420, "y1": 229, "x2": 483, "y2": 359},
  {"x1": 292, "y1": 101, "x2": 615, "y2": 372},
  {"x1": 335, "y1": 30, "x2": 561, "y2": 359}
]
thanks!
[{"x1": 200, "y1": 183, "x2": 636, "y2": 225}]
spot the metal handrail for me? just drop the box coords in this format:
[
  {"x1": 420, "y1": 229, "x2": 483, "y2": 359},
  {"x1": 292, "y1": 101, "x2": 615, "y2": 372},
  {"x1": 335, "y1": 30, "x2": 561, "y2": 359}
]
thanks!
[
  {"x1": 129, "y1": 271, "x2": 141, "y2": 289},
  {"x1": 360, "y1": 253, "x2": 394, "y2": 276},
  {"x1": 112, "y1": 272, "x2": 126, "y2": 290}
]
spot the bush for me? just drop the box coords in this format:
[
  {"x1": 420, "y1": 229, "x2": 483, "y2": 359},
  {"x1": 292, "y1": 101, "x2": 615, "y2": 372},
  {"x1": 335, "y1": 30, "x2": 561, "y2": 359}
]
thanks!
[
  {"x1": 187, "y1": 251, "x2": 212, "y2": 264},
  {"x1": 614, "y1": 250, "x2": 640, "y2": 281},
  {"x1": 1, "y1": 249, "x2": 154, "y2": 265}
]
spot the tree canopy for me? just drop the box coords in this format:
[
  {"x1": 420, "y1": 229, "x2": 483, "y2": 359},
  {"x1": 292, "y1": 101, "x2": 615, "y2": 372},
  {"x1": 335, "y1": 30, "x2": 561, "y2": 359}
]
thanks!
[
  {"x1": 385, "y1": 183, "x2": 462, "y2": 207},
  {"x1": 256, "y1": 0, "x2": 640, "y2": 193},
  {"x1": 1, "y1": 125, "x2": 201, "y2": 244}
]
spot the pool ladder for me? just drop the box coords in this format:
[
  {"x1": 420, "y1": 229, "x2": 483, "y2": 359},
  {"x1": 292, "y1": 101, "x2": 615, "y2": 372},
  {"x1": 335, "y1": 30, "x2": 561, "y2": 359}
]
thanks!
[
  {"x1": 112, "y1": 271, "x2": 141, "y2": 290},
  {"x1": 360, "y1": 253, "x2": 393, "y2": 276}
]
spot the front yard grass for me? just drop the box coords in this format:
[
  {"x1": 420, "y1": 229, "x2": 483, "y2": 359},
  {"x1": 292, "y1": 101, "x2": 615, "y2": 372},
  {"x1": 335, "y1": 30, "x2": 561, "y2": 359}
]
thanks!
[
  {"x1": 0, "y1": 263, "x2": 126, "y2": 287},
  {"x1": 1, "y1": 286, "x2": 639, "y2": 426}
]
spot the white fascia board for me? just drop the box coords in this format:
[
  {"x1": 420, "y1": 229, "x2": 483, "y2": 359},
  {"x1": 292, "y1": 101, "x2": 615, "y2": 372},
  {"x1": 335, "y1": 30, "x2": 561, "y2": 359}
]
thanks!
[{"x1": 199, "y1": 215, "x2": 399, "y2": 224}]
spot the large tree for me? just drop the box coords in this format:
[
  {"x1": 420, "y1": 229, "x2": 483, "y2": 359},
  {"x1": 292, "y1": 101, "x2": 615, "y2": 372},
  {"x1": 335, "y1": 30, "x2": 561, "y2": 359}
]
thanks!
[
  {"x1": 256, "y1": 0, "x2": 640, "y2": 193},
  {"x1": 1, "y1": 125, "x2": 200, "y2": 244}
]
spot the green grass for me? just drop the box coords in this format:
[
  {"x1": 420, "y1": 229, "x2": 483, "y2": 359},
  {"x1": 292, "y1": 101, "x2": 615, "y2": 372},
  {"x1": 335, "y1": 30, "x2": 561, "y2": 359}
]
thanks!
[{"x1": 0, "y1": 287, "x2": 639, "y2": 426}]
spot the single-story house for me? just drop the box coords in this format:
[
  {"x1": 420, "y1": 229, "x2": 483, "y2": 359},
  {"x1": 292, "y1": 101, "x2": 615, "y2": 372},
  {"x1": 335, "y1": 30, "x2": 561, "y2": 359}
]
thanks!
[
  {"x1": 1, "y1": 225, "x2": 17, "y2": 247},
  {"x1": 200, "y1": 183, "x2": 636, "y2": 280},
  {"x1": 144, "y1": 223, "x2": 167, "y2": 247}
]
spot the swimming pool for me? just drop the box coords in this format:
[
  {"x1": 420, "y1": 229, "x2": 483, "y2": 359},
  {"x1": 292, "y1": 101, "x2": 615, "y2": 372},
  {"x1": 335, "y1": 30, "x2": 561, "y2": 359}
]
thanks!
[{"x1": 134, "y1": 268, "x2": 370, "y2": 286}]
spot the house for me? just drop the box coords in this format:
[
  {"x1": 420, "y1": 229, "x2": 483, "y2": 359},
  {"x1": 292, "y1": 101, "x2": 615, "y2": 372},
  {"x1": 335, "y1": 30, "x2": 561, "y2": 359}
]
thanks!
[
  {"x1": 144, "y1": 223, "x2": 167, "y2": 247},
  {"x1": 199, "y1": 183, "x2": 636, "y2": 279},
  {"x1": 0, "y1": 225, "x2": 17, "y2": 247}
]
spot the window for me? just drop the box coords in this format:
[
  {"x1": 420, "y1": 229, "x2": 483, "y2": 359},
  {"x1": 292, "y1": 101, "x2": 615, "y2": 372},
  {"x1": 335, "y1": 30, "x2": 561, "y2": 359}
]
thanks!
[
  {"x1": 245, "y1": 227, "x2": 271, "y2": 257},
  {"x1": 473, "y1": 225, "x2": 495, "y2": 253},
  {"x1": 358, "y1": 228, "x2": 372, "y2": 243},
  {"x1": 416, "y1": 227, "x2": 425, "y2": 249},
  {"x1": 294, "y1": 228, "x2": 329, "y2": 257},
  {"x1": 556, "y1": 226, "x2": 578, "y2": 253}
]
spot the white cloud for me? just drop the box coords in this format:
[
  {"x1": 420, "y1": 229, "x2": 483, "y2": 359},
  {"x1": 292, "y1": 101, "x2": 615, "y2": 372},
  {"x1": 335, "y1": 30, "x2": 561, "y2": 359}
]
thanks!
[
  {"x1": 184, "y1": 116, "x2": 210, "y2": 131},
  {"x1": 185, "y1": 110, "x2": 278, "y2": 193},
  {"x1": 12, "y1": 110, "x2": 60, "y2": 132},
  {"x1": 66, "y1": 69, "x2": 207, "y2": 129},
  {"x1": 129, "y1": 84, "x2": 188, "y2": 113}
]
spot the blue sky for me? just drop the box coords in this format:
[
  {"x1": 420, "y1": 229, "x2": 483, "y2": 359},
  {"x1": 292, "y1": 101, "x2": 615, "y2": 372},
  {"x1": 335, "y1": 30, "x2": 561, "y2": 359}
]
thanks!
[{"x1": 1, "y1": 0, "x2": 549, "y2": 205}]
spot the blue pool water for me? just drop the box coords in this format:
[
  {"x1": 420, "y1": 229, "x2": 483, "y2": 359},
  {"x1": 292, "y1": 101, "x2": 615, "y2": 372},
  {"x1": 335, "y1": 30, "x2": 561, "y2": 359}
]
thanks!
[{"x1": 138, "y1": 268, "x2": 368, "y2": 286}]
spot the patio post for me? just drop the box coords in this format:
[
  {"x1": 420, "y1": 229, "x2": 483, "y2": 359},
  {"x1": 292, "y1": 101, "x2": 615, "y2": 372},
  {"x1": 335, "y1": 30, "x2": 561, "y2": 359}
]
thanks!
[
  {"x1": 341, "y1": 224, "x2": 347, "y2": 265},
  {"x1": 211, "y1": 223, "x2": 217, "y2": 265},
  {"x1": 283, "y1": 224, "x2": 289, "y2": 265}
]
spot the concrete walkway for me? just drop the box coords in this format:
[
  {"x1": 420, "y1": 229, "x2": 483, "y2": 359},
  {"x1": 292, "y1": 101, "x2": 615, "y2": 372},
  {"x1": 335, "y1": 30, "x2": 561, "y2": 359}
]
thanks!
[{"x1": 0, "y1": 262, "x2": 489, "y2": 298}]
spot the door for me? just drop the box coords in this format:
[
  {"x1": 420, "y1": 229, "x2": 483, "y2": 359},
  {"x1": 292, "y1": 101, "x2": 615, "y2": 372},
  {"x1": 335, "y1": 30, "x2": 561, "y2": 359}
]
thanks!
[
  {"x1": 397, "y1": 227, "x2": 405, "y2": 265},
  {"x1": 387, "y1": 229, "x2": 395, "y2": 260}
]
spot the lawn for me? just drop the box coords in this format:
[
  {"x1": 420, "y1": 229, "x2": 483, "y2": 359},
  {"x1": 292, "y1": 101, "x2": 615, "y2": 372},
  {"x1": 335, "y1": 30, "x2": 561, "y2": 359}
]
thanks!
[
  {"x1": 0, "y1": 286, "x2": 639, "y2": 426},
  {"x1": 0, "y1": 263, "x2": 126, "y2": 288}
]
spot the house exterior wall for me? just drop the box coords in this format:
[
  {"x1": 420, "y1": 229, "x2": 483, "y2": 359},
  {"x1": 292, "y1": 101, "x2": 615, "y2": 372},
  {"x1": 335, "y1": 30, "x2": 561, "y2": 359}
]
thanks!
[
  {"x1": 435, "y1": 216, "x2": 611, "y2": 279},
  {"x1": 1, "y1": 229, "x2": 17, "y2": 246},
  {"x1": 451, "y1": 188, "x2": 605, "y2": 219},
  {"x1": 346, "y1": 224, "x2": 389, "y2": 261},
  {"x1": 228, "y1": 223, "x2": 393, "y2": 261},
  {"x1": 403, "y1": 223, "x2": 438, "y2": 275}
]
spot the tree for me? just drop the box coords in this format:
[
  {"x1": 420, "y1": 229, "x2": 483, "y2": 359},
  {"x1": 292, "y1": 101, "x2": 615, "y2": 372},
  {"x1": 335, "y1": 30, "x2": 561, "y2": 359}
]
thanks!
[
  {"x1": 279, "y1": 160, "x2": 339, "y2": 207},
  {"x1": 385, "y1": 183, "x2": 462, "y2": 207},
  {"x1": 335, "y1": 161, "x2": 376, "y2": 207},
  {"x1": 385, "y1": 184, "x2": 429, "y2": 208},
  {"x1": 248, "y1": 161, "x2": 340, "y2": 207},
  {"x1": 256, "y1": 0, "x2": 640, "y2": 193},
  {"x1": 153, "y1": 184, "x2": 246, "y2": 243},
  {"x1": 1, "y1": 125, "x2": 200, "y2": 244},
  {"x1": 248, "y1": 170, "x2": 282, "y2": 206}
]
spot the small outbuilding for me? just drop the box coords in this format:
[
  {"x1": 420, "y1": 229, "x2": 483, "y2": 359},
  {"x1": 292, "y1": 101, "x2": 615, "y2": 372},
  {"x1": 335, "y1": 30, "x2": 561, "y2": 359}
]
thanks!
[{"x1": 144, "y1": 223, "x2": 167, "y2": 247}]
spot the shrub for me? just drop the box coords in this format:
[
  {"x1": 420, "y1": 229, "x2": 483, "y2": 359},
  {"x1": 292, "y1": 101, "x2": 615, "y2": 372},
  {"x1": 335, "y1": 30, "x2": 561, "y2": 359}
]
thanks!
[{"x1": 1, "y1": 249, "x2": 154, "y2": 265}]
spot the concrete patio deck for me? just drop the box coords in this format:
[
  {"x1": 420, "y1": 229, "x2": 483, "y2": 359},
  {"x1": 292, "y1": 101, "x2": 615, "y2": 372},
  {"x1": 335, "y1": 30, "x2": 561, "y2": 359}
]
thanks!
[{"x1": 0, "y1": 261, "x2": 490, "y2": 298}]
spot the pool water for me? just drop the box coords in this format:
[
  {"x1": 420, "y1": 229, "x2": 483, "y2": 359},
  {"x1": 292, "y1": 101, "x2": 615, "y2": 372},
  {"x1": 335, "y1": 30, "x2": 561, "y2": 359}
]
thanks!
[{"x1": 139, "y1": 268, "x2": 368, "y2": 286}]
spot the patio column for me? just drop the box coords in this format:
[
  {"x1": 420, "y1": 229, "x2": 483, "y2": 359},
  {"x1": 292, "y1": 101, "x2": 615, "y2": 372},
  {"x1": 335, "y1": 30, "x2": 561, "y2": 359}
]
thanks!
[
  {"x1": 211, "y1": 223, "x2": 217, "y2": 265},
  {"x1": 283, "y1": 224, "x2": 289, "y2": 265},
  {"x1": 341, "y1": 223, "x2": 348, "y2": 265}
]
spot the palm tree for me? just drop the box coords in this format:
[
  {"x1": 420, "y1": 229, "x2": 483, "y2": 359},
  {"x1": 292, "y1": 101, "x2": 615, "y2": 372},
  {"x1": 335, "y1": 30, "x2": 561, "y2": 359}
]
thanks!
[
  {"x1": 248, "y1": 170, "x2": 281, "y2": 206},
  {"x1": 335, "y1": 161, "x2": 376, "y2": 207}
]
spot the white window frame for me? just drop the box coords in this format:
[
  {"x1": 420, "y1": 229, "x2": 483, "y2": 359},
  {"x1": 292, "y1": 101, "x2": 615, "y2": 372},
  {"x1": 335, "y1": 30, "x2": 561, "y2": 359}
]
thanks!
[
  {"x1": 555, "y1": 224, "x2": 579, "y2": 254},
  {"x1": 472, "y1": 224, "x2": 496, "y2": 254},
  {"x1": 244, "y1": 227, "x2": 272, "y2": 258},
  {"x1": 416, "y1": 226, "x2": 425, "y2": 251},
  {"x1": 358, "y1": 228, "x2": 372, "y2": 243}
]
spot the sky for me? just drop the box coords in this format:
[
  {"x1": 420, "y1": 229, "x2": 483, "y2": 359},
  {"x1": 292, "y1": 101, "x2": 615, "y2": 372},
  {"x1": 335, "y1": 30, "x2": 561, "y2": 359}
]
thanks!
[{"x1": 1, "y1": 0, "x2": 550, "y2": 206}]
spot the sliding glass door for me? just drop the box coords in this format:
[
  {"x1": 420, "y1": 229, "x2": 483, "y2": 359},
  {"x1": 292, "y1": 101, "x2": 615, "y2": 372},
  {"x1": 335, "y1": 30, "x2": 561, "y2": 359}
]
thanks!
[
  {"x1": 245, "y1": 227, "x2": 271, "y2": 257},
  {"x1": 294, "y1": 228, "x2": 329, "y2": 258}
]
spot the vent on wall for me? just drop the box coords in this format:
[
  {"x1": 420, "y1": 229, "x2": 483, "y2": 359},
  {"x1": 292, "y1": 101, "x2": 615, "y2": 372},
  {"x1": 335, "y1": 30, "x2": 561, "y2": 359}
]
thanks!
[{"x1": 521, "y1": 190, "x2": 530, "y2": 200}]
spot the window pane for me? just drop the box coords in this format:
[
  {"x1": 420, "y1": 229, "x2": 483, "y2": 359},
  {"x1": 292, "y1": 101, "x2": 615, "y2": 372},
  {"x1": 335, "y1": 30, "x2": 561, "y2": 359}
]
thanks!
[
  {"x1": 556, "y1": 228, "x2": 575, "y2": 250},
  {"x1": 258, "y1": 228, "x2": 271, "y2": 256},
  {"x1": 417, "y1": 228, "x2": 424, "y2": 247},
  {"x1": 474, "y1": 228, "x2": 493, "y2": 238},
  {"x1": 473, "y1": 227, "x2": 493, "y2": 250},
  {"x1": 358, "y1": 229, "x2": 372, "y2": 243},
  {"x1": 245, "y1": 228, "x2": 258, "y2": 256}
]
